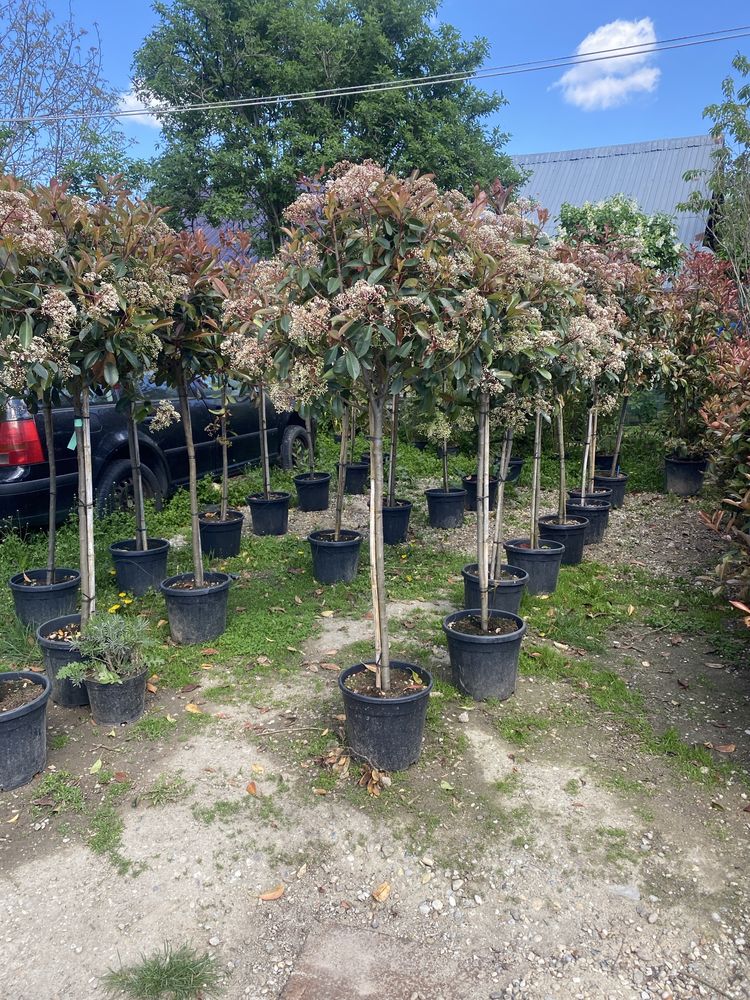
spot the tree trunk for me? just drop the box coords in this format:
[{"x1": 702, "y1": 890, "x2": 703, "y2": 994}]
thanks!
[
  {"x1": 368, "y1": 396, "x2": 390, "y2": 691},
  {"x1": 126, "y1": 402, "x2": 148, "y2": 550},
  {"x1": 580, "y1": 406, "x2": 594, "y2": 508},
  {"x1": 556, "y1": 397, "x2": 567, "y2": 524},
  {"x1": 610, "y1": 395, "x2": 629, "y2": 477},
  {"x1": 387, "y1": 394, "x2": 399, "y2": 507},
  {"x1": 42, "y1": 399, "x2": 57, "y2": 585},
  {"x1": 305, "y1": 413, "x2": 314, "y2": 474},
  {"x1": 441, "y1": 438, "x2": 450, "y2": 493},
  {"x1": 477, "y1": 392, "x2": 490, "y2": 631},
  {"x1": 588, "y1": 403, "x2": 599, "y2": 494},
  {"x1": 220, "y1": 381, "x2": 229, "y2": 521},
  {"x1": 177, "y1": 373, "x2": 204, "y2": 587},
  {"x1": 490, "y1": 428, "x2": 513, "y2": 580},
  {"x1": 258, "y1": 382, "x2": 271, "y2": 500},
  {"x1": 349, "y1": 404, "x2": 357, "y2": 464},
  {"x1": 77, "y1": 390, "x2": 96, "y2": 623},
  {"x1": 529, "y1": 410, "x2": 542, "y2": 548},
  {"x1": 334, "y1": 407, "x2": 349, "y2": 541}
]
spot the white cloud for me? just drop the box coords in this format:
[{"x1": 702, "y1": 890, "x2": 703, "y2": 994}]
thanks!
[
  {"x1": 117, "y1": 89, "x2": 163, "y2": 129},
  {"x1": 554, "y1": 18, "x2": 661, "y2": 111}
]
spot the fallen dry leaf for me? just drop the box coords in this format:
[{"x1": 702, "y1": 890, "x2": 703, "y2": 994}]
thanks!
[
  {"x1": 320, "y1": 610, "x2": 334, "y2": 618},
  {"x1": 677, "y1": 678, "x2": 690, "y2": 689},
  {"x1": 258, "y1": 884, "x2": 285, "y2": 901},
  {"x1": 89, "y1": 758, "x2": 102, "y2": 774},
  {"x1": 200, "y1": 647, "x2": 219, "y2": 656},
  {"x1": 313, "y1": 787, "x2": 328, "y2": 796},
  {"x1": 371, "y1": 881, "x2": 391, "y2": 903},
  {"x1": 246, "y1": 781, "x2": 258, "y2": 796},
  {"x1": 716, "y1": 744, "x2": 736, "y2": 754},
  {"x1": 185, "y1": 703, "x2": 203, "y2": 714},
  {"x1": 320, "y1": 662, "x2": 339, "y2": 671},
  {"x1": 199, "y1": 663, "x2": 213, "y2": 670},
  {"x1": 6, "y1": 813, "x2": 19, "y2": 824},
  {"x1": 114, "y1": 771, "x2": 129, "y2": 782},
  {"x1": 251, "y1": 763, "x2": 265, "y2": 774},
  {"x1": 156, "y1": 619, "x2": 167, "y2": 628},
  {"x1": 181, "y1": 683, "x2": 201, "y2": 694},
  {"x1": 146, "y1": 682, "x2": 158, "y2": 694}
]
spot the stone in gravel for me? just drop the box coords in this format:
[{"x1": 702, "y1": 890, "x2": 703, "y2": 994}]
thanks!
[
  {"x1": 458, "y1": 712, "x2": 470, "y2": 723},
  {"x1": 209, "y1": 936, "x2": 220, "y2": 946},
  {"x1": 432, "y1": 899, "x2": 444, "y2": 911},
  {"x1": 610, "y1": 884, "x2": 640, "y2": 902},
  {"x1": 648, "y1": 913, "x2": 658, "y2": 924}
]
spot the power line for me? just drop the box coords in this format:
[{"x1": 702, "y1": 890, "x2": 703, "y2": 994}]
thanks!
[{"x1": 1, "y1": 24, "x2": 748, "y2": 126}]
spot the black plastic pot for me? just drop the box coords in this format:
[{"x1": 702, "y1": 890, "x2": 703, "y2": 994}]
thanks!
[
  {"x1": 382, "y1": 501, "x2": 412, "y2": 545},
  {"x1": 294, "y1": 472, "x2": 331, "y2": 512},
  {"x1": 595, "y1": 454, "x2": 620, "y2": 474},
  {"x1": 247, "y1": 492, "x2": 290, "y2": 536},
  {"x1": 537, "y1": 515, "x2": 588, "y2": 566},
  {"x1": 36, "y1": 614, "x2": 89, "y2": 708},
  {"x1": 339, "y1": 661, "x2": 432, "y2": 771},
  {"x1": 160, "y1": 572, "x2": 231, "y2": 645},
  {"x1": 565, "y1": 500, "x2": 610, "y2": 544},
  {"x1": 442, "y1": 609, "x2": 526, "y2": 701},
  {"x1": 9, "y1": 568, "x2": 80, "y2": 629},
  {"x1": 462, "y1": 475, "x2": 499, "y2": 512},
  {"x1": 462, "y1": 563, "x2": 528, "y2": 616},
  {"x1": 308, "y1": 530, "x2": 362, "y2": 585},
  {"x1": 198, "y1": 510, "x2": 244, "y2": 558},
  {"x1": 0, "y1": 672, "x2": 51, "y2": 790},
  {"x1": 503, "y1": 539, "x2": 565, "y2": 596},
  {"x1": 110, "y1": 538, "x2": 170, "y2": 596},
  {"x1": 665, "y1": 456, "x2": 707, "y2": 497},
  {"x1": 344, "y1": 463, "x2": 369, "y2": 495},
  {"x1": 85, "y1": 670, "x2": 148, "y2": 726},
  {"x1": 425, "y1": 488, "x2": 466, "y2": 529},
  {"x1": 593, "y1": 473, "x2": 629, "y2": 509},
  {"x1": 505, "y1": 457, "x2": 524, "y2": 484}
]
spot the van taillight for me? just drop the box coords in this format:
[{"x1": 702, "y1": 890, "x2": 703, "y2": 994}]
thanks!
[{"x1": 0, "y1": 416, "x2": 45, "y2": 465}]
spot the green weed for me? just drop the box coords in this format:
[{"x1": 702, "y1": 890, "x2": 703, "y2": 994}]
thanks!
[{"x1": 102, "y1": 942, "x2": 223, "y2": 999}]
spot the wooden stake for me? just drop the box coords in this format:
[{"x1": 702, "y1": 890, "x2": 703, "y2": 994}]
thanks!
[
  {"x1": 369, "y1": 396, "x2": 390, "y2": 690},
  {"x1": 177, "y1": 373, "x2": 204, "y2": 587},
  {"x1": 305, "y1": 413, "x2": 315, "y2": 474},
  {"x1": 556, "y1": 396, "x2": 567, "y2": 524},
  {"x1": 258, "y1": 382, "x2": 271, "y2": 500},
  {"x1": 529, "y1": 410, "x2": 542, "y2": 548},
  {"x1": 490, "y1": 428, "x2": 513, "y2": 580},
  {"x1": 42, "y1": 399, "x2": 57, "y2": 585},
  {"x1": 334, "y1": 407, "x2": 349, "y2": 541},
  {"x1": 78, "y1": 390, "x2": 96, "y2": 622},
  {"x1": 610, "y1": 395, "x2": 629, "y2": 477},
  {"x1": 387, "y1": 393, "x2": 399, "y2": 507},
  {"x1": 220, "y1": 380, "x2": 229, "y2": 521},
  {"x1": 580, "y1": 406, "x2": 593, "y2": 508},
  {"x1": 588, "y1": 402, "x2": 599, "y2": 495},
  {"x1": 477, "y1": 392, "x2": 490, "y2": 631},
  {"x1": 126, "y1": 401, "x2": 148, "y2": 550}
]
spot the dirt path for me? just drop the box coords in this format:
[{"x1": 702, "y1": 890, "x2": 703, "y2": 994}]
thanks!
[{"x1": 1, "y1": 493, "x2": 748, "y2": 1000}]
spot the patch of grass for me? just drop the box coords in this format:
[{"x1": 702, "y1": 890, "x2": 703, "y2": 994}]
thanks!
[
  {"x1": 35, "y1": 770, "x2": 85, "y2": 812},
  {"x1": 130, "y1": 715, "x2": 177, "y2": 742},
  {"x1": 520, "y1": 645, "x2": 643, "y2": 716},
  {"x1": 144, "y1": 773, "x2": 191, "y2": 808},
  {"x1": 87, "y1": 804, "x2": 131, "y2": 874},
  {"x1": 191, "y1": 798, "x2": 244, "y2": 825},
  {"x1": 564, "y1": 778, "x2": 582, "y2": 796},
  {"x1": 49, "y1": 733, "x2": 71, "y2": 751},
  {"x1": 596, "y1": 826, "x2": 639, "y2": 866},
  {"x1": 102, "y1": 942, "x2": 223, "y2": 999},
  {"x1": 0, "y1": 620, "x2": 43, "y2": 670},
  {"x1": 496, "y1": 710, "x2": 551, "y2": 747},
  {"x1": 494, "y1": 772, "x2": 522, "y2": 795}
]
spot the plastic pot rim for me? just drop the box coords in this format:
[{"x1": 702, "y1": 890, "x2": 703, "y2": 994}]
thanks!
[
  {"x1": 461, "y1": 563, "x2": 529, "y2": 587},
  {"x1": 0, "y1": 671, "x2": 51, "y2": 723},
  {"x1": 159, "y1": 572, "x2": 231, "y2": 600},
  {"x1": 424, "y1": 487, "x2": 467, "y2": 498},
  {"x1": 503, "y1": 538, "x2": 565, "y2": 555},
  {"x1": 443, "y1": 608, "x2": 526, "y2": 645},
  {"x1": 246, "y1": 492, "x2": 291, "y2": 505},
  {"x1": 109, "y1": 538, "x2": 170, "y2": 555},
  {"x1": 36, "y1": 613, "x2": 82, "y2": 649},
  {"x1": 382, "y1": 499, "x2": 413, "y2": 512},
  {"x1": 308, "y1": 529, "x2": 362, "y2": 546},
  {"x1": 538, "y1": 515, "x2": 589, "y2": 528},
  {"x1": 9, "y1": 569, "x2": 81, "y2": 593},
  {"x1": 294, "y1": 471, "x2": 331, "y2": 483},
  {"x1": 338, "y1": 660, "x2": 433, "y2": 706}
]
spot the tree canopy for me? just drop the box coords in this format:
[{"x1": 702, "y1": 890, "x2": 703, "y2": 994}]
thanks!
[{"x1": 134, "y1": 0, "x2": 521, "y2": 250}]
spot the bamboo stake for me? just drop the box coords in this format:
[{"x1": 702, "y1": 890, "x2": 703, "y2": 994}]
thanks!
[
  {"x1": 349, "y1": 404, "x2": 357, "y2": 464},
  {"x1": 177, "y1": 373, "x2": 204, "y2": 587},
  {"x1": 258, "y1": 382, "x2": 271, "y2": 500},
  {"x1": 556, "y1": 396, "x2": 567, "y2": 524},
  {"x1": 78, "y1": 390, "x2": 96, "y2": 623},
  {"x1": 529, "y1": 409, "x2": 542, "y2": 548},
  {"x1": 369, "y1": 396, "x2": 390, "y2": 690},
  {"x1": 305, "y1": 413, "x2": 315, "y2": 474},
  {"x1": 490, "y1": 428, "x2": 513, "y2": 580},
  {"x1": 477, "y1": 392, "x2": 490, "y2": 631},
  {"x1": 333, "y1": 408, "x2": 349, "y2": 541},
  {"x1": 220, "y1": 380, "x2": 229, "y2": 521},
  {"x1": 387, "y1": 393, "x2": 399, "y2": 508},
  {"x1": 126, "y1": 401, "x2": 148, "y2": 551},
  {"x1": 441, "y1": 437, "x2": 450, "y2": 493},
  {"x1": 42, "y1": 399, "x2": 57, "y2": 585},
  {"x1": 610, "y1": 394, "x2": 629, "y2": 477},
  {"x1": 580, "y1": 406, "x2": 593, "y2": 508}
]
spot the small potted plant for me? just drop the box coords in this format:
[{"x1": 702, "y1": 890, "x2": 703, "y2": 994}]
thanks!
[{"x1": 58, "y1": 615, "x2": 156, "y2": 726}]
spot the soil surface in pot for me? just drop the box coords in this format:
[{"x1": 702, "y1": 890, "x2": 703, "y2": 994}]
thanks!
[
  {"x1": 164, "y1": 578, "x2": 223, "y2": 591},
  {"x1": 17, "y1": 572, "x2": 77, "y2": 587},
  {"x1": 447, "y1": 614, "x2": 519, "y2": 637},
  {"x1": 542, "y1": 518, "x2": 586, "y2": 527},
  {"x1": 0, "y1": 678, "x2": 42, "y2": 712},
  {"x1": 298, "y1": 473, "x2": 329, "y2": 480},
  {"x1": 343, "y1": 667, "x2": 426, "y2": 698},
  {"x1": 248, "y1": 492, "x2": 288, "y2": 501},
  {"x1": 314, "y1": 529, "x2": 359, "y2": 543},
  {"x1": 199, "y1": 510, "x2": 243, "y2": 521},
  {"x1": 513, "y1": 542, "x2": 558, "y2": 551},
  {"x1": 41, "y1": 622, "x2": 81, "y2": 642}
]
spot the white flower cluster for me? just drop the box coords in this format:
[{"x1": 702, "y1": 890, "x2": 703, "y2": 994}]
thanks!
[
  {"x1": 266, "y1": 357, "x2": 325, "y2": 411},
  {"x1": 39, "y1": 288, "x2": 76, "y2": 340},
  {"x1": 289, "y1": 296, "x2": 331, "y2": 346},
  {"x1": 223, "y1": 331, "x2": 273, "y2": 381},
  {"x1": 0, "y1": 190, "x2": 58, "y2": 257},
  {"x1": 150, "y1": 399, "x2": 181, "y2": 431},
  {"x1": 333, "y1": 280, "x2": 387, "y2": 323}
]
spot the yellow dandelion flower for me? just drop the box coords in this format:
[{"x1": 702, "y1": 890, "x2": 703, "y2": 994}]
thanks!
[
  {"x1": 108, "y1": 604, "x2": 121, "y2": 613},
  {"x1": 122, "y1": 598, "x2": 133, "y2": 605},
  {"x1": 118, "y1": 592, "x2": 127, "y2": 598}
]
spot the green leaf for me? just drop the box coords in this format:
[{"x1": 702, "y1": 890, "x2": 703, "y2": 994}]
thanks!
[
  {"x1": 344, "y1": 352, "x2": 361, "y2": 379},
  {"x1": 103, "y1": 362, "x2": 119, "y2": 386},
  {"x1": 18, "y1": 313, "x2": 34, "y2": 349},
  {"x1": 367, "y1": 264, "x2": 390, "y2": 285}
]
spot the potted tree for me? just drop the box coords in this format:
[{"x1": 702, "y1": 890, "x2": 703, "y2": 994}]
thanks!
[
  {"x1": 0, "y1": 181, "x2": 81, "y2": 628},
  {"x1": 423, "y1": 390, "x2": 469, "y2": 529},
  {"x1": 382, "y1": 393, "x2": 412, "y2": 544},
  {"x1": 156, "y1": 231, "x2": 232, "y2": 643},
  {"x1": 275, "y1": 162, "x2": 487, "y2": 767},
  {"x1": 58, "y1": 615, "x2": 155, "y2": 726},
  {"x1": 198, "y1": 370, "x2": 245, "y2": 557}
]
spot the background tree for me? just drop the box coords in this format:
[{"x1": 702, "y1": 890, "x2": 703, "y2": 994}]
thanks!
[
  {"x1": 0, "y1": 0, "x2": 133, "y2": 183},
  {"x1": 134, "y1": 0, "x2": 521, "y2": 251}
]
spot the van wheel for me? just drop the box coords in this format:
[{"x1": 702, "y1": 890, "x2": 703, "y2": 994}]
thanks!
[
  {"x1": 280, "y1": 425, "x2": 312, "y2": 471},
  {"x1": 96, "y1": 460, "x2": 164, "y2": 516}
]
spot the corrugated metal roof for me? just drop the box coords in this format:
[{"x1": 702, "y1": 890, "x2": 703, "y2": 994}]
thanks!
[{"x1": 511, "y1": 134, "x2": 721, "y2": 246}]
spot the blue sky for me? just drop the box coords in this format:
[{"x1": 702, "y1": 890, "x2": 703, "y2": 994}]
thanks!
[{"x1": 56, "y1": 0, "x2": 750, "y2": 159}]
